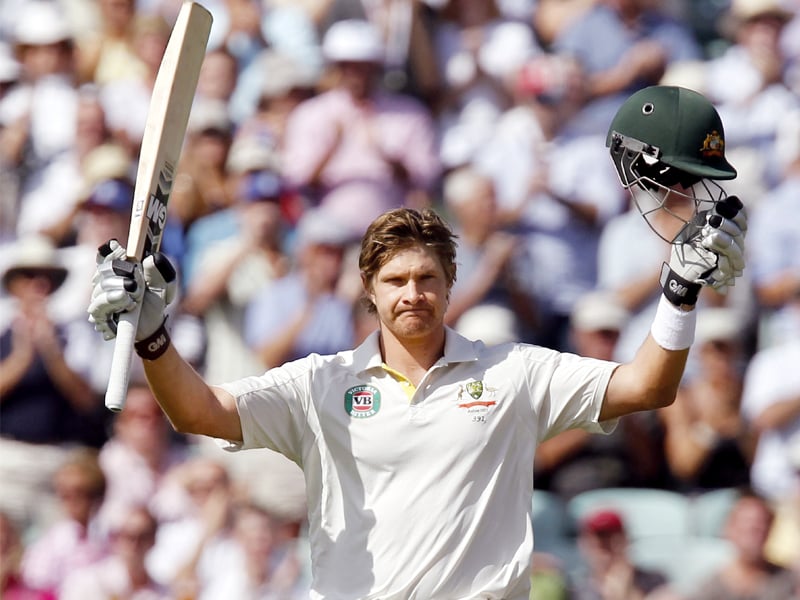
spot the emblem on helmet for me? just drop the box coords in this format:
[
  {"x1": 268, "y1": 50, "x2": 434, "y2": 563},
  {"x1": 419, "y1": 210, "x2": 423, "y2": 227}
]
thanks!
[{"x1": 699, "y1": 131, "x2": 725, "y2": 158}]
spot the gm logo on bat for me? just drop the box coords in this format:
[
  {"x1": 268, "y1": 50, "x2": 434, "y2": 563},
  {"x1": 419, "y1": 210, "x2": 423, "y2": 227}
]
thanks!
[{"x1": 147, "y1": 189, "x2": 169, "y2": 234}]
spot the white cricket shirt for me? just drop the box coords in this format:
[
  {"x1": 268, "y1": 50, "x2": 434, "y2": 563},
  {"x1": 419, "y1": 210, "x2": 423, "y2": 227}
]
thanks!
[{"x1": 218, "y1": 328, "x2": 617, "y2": 599}]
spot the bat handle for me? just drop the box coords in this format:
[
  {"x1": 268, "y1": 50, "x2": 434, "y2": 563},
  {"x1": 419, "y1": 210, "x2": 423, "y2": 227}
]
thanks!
[{"x1": 105, "y1": 305, "x2": 142, "y2": 412}]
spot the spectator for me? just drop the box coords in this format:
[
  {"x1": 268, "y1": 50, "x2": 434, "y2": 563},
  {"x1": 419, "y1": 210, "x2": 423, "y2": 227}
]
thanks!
[
  {"x1": 74, "y1": 0, "x2": 146, "y2": 86},
  {"x1": 0, "y1": 0, "x2": 81, "y2": 239},
  {"x1": 195, "y1": 47, "x2": 240, "y2": 123},
  {"x1": 745, "y1": 109, "x2": 800, "y2": 350},
  {"x1": 20, "y1": 448, "x2": 109, "y2": 597},
  {"x1": 231, "y1": 48, "x2": 320, "y2": 156},
  {"x1": 0, "y1": 510, "x2": 56, "y2": 600},
  {"x1": 689, "y1": 489, "x2": 797, "y2": 600},
  {"x1": 145, "y1": 456, "x2": 238, "y2": 594},
  {"x1": 440, "y1": 164, "x2": 536, "y2": 339},
  {"x1": 570, "y1": 508, "x2": 673, "y2": 600},
  {"x1": 476, "y1": 52, "x2": 626, "y2": 350},
  {"x1": 660, "y1": 307, "x2": 756, "y2": 493},
  {"x1": 540, "y1": 0, "x2": 703, "y2": 137},
  {"x1": 430, "y1": 0, "x2": 539, "y2": 168},
  {"x1": 29, "y1": 87, "x2": 116, "y2": 246},
  {"x1": 0, "y1": 236, "x2": 106, "y2": 527},
  {"x1": 210, "y1": 0, "x2": 268, "y2": 74},
  {"x1": 60, "y1": 504, "x2": 170, "y2": 600},
  {"x1": 535, "y1": 291, "x2": 667, "y2": 497},
  {"x1": 97, "y1": 13, "x2": 172, "y2": 153},
  {"x1": 703, "y1": 0, "x2": 799, "y2": 198},
  {"x1": 97, "y1": 383, "x2": 191, "y2": 531},
  {"x1": 741, "y1": 295, "x2": 800, "y2": 503},
  {"x1": 282, "y1": 19, "x2": 441, "y2": 238},
  {"x1": 181, "y1": 168, "x2": 290, "y2": 382},
  {"x1": 169, "y1": 98, "x2": 236, "y2": 231},
  {"x1": 189, "y1": 501, "x2": 310, "y2": 599},
  {"x1": 243, "y1": 207, "x2": 356, "y2": 368}
]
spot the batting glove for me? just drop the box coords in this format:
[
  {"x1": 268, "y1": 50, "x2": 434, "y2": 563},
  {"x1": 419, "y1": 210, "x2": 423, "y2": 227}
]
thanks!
[
  {"x1": 661, "y1": 196, "x2": 747, "y2": 306},
  {"x1": 87, "y1": 239, "x2": 177, "y2": 341}
]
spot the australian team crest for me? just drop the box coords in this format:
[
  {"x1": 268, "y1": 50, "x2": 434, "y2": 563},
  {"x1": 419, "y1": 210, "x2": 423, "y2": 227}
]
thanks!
[
  {"x1": 465, "y1": 381, "x2": 484, "y2": 400},
  {"x1": 699, "y1": 130, "x2": 725, "y2": 158},
  {"x1": 345, "y1": 385, "x2": 381, "y2": 418}
]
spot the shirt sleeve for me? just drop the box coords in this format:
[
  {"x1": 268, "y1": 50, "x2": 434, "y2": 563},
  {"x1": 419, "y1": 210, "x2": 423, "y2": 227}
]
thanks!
[
  {"x1": 216, "y1": 359, "x2": 314, "y2": 465},
  {"x1": 523, "y1": 346, "x2": 619, "y2": 442}
]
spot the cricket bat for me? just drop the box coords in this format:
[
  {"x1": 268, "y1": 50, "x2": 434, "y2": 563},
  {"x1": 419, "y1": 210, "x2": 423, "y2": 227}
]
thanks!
[{"x1": 105, "y1": 1, "x2": 212, "y2": 412}]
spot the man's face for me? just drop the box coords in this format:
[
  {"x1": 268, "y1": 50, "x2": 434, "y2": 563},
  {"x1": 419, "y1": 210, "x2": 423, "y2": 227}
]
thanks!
[{"x1": 366, "y1": 244, "x2": 449, "y2": 341}]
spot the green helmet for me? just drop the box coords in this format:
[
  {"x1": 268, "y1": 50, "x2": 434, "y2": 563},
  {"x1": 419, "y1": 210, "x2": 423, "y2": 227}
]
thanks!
[{"x1": 607, "y1": 86, "x2": 737, "y2": 189}]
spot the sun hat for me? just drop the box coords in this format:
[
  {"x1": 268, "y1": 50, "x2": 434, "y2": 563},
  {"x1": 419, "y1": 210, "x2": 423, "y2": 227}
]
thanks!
[
  {"x1": 14, "y1": 1, "x2": 73, "y2": 46},
  {"x1": 2, "y1": 235, "x2": 68, "y2": 292}
]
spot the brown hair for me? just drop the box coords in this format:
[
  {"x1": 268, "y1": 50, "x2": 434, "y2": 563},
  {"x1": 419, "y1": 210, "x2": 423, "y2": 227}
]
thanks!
[
  {"x1": 359, "y1": 208, "x2": 457, "y2": 314},
  {"x1": 55, "y1": 447, "x2": 107, "y2": 501}
]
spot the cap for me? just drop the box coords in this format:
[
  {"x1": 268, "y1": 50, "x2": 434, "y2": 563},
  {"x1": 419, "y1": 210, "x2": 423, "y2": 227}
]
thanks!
[
  {"x1": 571, "y1": 291, "x2": 630, "y2": 332},
  {"x1": 82, "y1": 179, "x2": 134, "y2": 213},
  {"x1": 240, "y1": 170, "x2": 283, "y2": 202},
  {"x1": 258, "y1": 50, "x2": 319, "y2": 99},
  {"x1": 2, "y1": 235, "x2": 68, "y2": 292},
  {"x1": 80, "y1": 143, "x2": 132, "y2": 196},
  {"x1": 294, "y1": 208, "x2": 352, "y2": 250},
  {"x1": 227, "y1": 136, "x2": 280, "y2": 174},
  {"x1": 14, "y1": 1, "x2": 73, "y2": 46},
  {"x1": 187, "y1": 99, "x2": 232, "y2": 135},
  {"x1": 479, "y1": 21, "x2": 537, "y2": 78},
  {"x1": 581, "y1": 509, "x2": 626, "y2": 535},
  {"x1": 456, "y1": 304, "x2": 519, "y2": 345},
  {"x1": 322, "y1": 20, "x2": 384, "y2": 64}
]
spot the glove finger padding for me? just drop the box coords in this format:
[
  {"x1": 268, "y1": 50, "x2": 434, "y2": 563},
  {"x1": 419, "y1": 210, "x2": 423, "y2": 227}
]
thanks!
[
  {"x1": 88, "y1": 255, "x2": 145, "y2": 339},
  {"x1": 136, "y1": 252, "x2": 178, "y2": 341}
]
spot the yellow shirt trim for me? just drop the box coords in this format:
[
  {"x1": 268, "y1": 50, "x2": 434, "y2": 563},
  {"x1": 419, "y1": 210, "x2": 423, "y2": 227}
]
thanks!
[{"x1": 381, "y1": 364, "x2": 416, "y2": 401}]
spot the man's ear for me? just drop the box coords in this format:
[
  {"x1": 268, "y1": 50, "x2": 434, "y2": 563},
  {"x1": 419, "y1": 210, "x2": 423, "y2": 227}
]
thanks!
[{"x1": 360, "y1": 272, "x2": 374, "y2": 303}]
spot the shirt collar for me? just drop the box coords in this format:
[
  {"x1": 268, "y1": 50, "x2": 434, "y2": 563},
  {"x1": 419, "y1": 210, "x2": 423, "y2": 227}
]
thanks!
[{"x1": 350, "y1": 326, "x2": 480, "y2": 375}]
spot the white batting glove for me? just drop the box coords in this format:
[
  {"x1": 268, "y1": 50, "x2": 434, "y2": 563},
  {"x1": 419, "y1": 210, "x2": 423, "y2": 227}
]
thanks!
[
  {"x1": 662, "y1": 196, "x2": 747, "y2": 306},
  {"x1": 87, "y1": 240, "x2": 177, "y2": 341}
]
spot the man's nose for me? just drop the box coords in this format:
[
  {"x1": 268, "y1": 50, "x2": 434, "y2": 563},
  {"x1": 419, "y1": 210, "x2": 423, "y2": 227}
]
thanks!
[{"x1": 404, "y1": 280, "x2": 424, "y2": 302}]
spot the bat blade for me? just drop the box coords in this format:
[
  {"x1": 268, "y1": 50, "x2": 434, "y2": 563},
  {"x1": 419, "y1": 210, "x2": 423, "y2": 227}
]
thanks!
[{"x1": 105, "y1": 1, "x2": 212, "y2": 412}]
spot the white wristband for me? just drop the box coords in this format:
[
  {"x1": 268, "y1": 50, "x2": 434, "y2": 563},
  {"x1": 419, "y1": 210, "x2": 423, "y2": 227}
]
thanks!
[{"x1": 650, "y1": 295, "x2": 696, "y2": 350}]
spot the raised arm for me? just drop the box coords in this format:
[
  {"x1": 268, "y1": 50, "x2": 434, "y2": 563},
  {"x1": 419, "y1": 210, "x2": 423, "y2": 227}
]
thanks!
[
  {"x1": 601, "y1": 196, "x2": 747, "y2": 421},
  {"x1": 88, "y1": 240, "x2": 242, "y2": 441}
]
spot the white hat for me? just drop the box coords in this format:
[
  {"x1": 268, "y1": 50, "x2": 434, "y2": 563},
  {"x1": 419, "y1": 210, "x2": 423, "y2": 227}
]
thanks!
[
  {"x1": 1, "y1": 235, "x2": 68, "y2": 292},
  {"x1": 294, "y1": 208, "x2": 353, "y2": 250},
  {"x1": 14, "y1": 1, "x2": 73, "y2": 45},
  {"x1": 695, "y1": 308, "x2": 744, "y2": 346},
  {"x1": 730, "y1": 0, "x2": 795, "y2": 22},
  {"x1": 322, "y1": 19, "x2": 384, "y2": 64},
  {"x1": 187, "y1": 99, "x2": 232, "y2": 135},
  {"x1": 257, "y1": 50, "x2": 319, "y2": 98},
  {"x1": 456, "y1": 304, "x2": 519, "y2": 345},
  {"x1": 226, "y1": 135, "x2": 280, "y2": 174},
  {"x1": 571, "y1": 291, "x2": 630, "y2": 332}
]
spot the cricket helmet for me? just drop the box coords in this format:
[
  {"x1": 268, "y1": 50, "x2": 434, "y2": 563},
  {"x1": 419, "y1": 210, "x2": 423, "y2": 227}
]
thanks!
[
  {"x1": 606, "y1": 86, "x2": 738, "y2": 242},
  {"x1": 607, "y1": 86, "x2": 736, "y2": 188}
]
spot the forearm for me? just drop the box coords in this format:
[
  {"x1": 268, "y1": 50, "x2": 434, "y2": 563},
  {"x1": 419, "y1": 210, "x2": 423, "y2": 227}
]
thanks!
[
  {"x1": 602, "y1": 332, "x2": 689, "y2": 420},
  {"x1": 182, "y1": 244, "x2": 250, "y2": 316},
  {"x1": 40, "y1": 351, "x2": 97, "y2": 412},
  {"x1": 0, "y1": 353, "x2": 32, "y2": 399},
  {"x1": 143, "y1": 343, "x2": 242, "y2": 441}
]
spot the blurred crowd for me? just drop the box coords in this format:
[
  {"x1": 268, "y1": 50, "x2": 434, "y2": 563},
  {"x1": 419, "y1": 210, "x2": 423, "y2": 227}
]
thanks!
[{"x1": 0, "y1": 0, "x2": 799, "y2": 598}]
